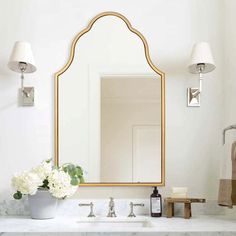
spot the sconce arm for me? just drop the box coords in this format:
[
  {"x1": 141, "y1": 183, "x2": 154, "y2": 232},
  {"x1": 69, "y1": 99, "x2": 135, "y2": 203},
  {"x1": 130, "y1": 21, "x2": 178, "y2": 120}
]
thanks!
[{"x1": 19, "y1": 62, "x2": 31, "y2": 98}]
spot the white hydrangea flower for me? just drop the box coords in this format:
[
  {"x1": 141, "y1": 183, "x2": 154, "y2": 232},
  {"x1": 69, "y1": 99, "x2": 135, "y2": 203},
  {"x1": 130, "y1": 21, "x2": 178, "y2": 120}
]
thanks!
[
  {"x1": 11, "y1": 171, "x2": 43, "y2": 195},
  {"x1": 31, "y1": 160, "x2": 52, "y2": 181},
  {"x1": 48, "y1": 169, "x2": 77, "y2": 199}
]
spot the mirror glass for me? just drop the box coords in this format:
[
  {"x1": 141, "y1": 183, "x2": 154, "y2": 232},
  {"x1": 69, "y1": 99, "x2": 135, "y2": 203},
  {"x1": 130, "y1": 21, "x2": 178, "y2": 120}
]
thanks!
[
  {"x1": 56, "y1": 13, "x2": 164, "y2": 185},
  {"x1": 101, "y1": 77, "x2": 161, "y2": 183}
]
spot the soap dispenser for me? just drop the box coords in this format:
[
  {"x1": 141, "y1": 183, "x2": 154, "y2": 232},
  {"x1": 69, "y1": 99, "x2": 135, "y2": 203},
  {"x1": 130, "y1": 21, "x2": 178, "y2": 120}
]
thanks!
[{"x1": 150, "y1": 187, "x2": 162, "y2": 217}]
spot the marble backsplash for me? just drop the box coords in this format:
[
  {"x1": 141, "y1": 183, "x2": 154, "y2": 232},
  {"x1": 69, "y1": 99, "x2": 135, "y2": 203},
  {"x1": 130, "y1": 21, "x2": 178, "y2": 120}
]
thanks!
[{"x1": 0, "y1": 197, "x2": 228, "y2": 217}]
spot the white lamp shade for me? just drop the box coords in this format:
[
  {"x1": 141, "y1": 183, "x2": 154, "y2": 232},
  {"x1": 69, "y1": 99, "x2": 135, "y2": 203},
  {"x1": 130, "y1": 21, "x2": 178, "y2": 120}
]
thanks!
[
  {"x1": 188, "y1": 42, "x2": 215, "y2": 74},
  {"x1": 8, "y1": 41, "x2": 36, "y2": 73}
]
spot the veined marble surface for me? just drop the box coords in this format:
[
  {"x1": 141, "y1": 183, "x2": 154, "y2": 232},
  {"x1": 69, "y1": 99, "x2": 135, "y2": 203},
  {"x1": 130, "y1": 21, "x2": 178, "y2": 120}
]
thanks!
[
  {"x1": 0, "y1": 215, "x2": 236, "y2": 234},
  {"x1": 1, "y1": 198, "x2": 236, "y2": 235}
]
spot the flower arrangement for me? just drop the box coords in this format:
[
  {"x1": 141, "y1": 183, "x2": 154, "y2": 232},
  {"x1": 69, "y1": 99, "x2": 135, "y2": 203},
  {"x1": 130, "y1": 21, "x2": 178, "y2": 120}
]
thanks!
[{"x1": 11, "y1": 159, "x2": 84, "y2": 200}]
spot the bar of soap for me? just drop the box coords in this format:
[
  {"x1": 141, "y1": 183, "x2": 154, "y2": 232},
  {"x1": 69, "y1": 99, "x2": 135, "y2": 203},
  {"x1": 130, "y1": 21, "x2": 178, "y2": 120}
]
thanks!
[{"x1": 171, "y1": 187, "x2": 188, "y2": 198}]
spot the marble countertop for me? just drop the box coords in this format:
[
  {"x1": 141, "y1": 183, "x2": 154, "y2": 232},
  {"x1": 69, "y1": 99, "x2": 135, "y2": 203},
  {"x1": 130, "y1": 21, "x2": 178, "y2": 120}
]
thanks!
[{"x1": 0, "y1": 215, "x2": 236, "y2": 233}]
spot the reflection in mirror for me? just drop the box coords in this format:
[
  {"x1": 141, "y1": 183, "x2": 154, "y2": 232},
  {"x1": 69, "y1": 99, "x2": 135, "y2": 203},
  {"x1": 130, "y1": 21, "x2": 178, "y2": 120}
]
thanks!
[
  {"x1": 55, "y1": 12, "x2": 165, "y2": 186},
  {"x1": 101, "y1": 77, "x2": 161, "y2": 183}
]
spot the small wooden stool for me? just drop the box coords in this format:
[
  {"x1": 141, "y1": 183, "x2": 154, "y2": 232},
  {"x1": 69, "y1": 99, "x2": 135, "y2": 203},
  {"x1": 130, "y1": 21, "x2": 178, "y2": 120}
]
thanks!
[{"x1": 165, "y1": 198, "x2": 206, "y2": 219}]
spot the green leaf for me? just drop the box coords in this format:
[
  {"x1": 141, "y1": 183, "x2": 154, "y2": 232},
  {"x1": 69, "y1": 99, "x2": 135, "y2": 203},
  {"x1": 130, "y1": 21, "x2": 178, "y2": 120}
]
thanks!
[
  {"x1": 40, "y1": 179, "x2": 49, "y2": 189},
  {"x1": 46, "y1": 158, "x2": 52, "y2": 163},
  {"x1": 70, "y1": 177, "x2": 78, "y2": 186},
  {"x1": 75, "y1": 166, "x2": 83, "y2": 176},
  {"x1": 67, "y1": 164, "x2": 74, "y2": 172},
  {"x1": 61, "y1": 163, "x2": 85, "y2": 185},
  {"x1": 70, "y1": 169, "x2": 77, "y2": 177},
  {"x1": 13, "y1": 191, "x2": 22, "y2": 200},
  {"x1": 79, "y1": 176, "x2": 85, "y2": 183}
]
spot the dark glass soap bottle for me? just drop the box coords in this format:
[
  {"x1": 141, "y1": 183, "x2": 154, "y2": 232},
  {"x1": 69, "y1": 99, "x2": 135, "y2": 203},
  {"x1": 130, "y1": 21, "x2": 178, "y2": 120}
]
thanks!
[{"x1": 150, "y1": 187, "x2": 162, "y2": 217}]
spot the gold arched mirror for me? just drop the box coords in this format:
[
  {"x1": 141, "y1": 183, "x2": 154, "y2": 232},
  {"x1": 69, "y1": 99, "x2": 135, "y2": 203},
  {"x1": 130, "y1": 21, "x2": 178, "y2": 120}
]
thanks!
[{"x1": 54, "y1": 12, "x2": 165, "y2": 186}]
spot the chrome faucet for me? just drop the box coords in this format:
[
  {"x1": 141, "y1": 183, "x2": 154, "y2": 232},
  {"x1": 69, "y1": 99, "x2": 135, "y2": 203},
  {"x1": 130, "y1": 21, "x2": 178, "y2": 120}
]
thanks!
[
  {"x1": 79, "y1": 202, "x2": 96, "y2": 217},
  {"x1": 107, "y1": 197, "x2": 117, "y2": 217},
  {"x1": 128, "y1": 202, "x2": 144, "y2": 217}
]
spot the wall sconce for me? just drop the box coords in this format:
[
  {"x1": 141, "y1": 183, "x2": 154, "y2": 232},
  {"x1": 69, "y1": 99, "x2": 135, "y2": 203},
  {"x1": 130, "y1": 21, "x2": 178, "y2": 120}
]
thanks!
[
  {"x1": 8, "y1": 41, "x2": 37, "y2": 106},
  {"x1": 187, "y1": 42, "x2": 215, "y2": 107}
]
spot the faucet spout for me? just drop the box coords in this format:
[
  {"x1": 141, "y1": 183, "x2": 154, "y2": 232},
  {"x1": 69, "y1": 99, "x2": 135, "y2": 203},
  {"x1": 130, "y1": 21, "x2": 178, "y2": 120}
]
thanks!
[{"x1": 107, "y1": 197, "x2": 117, "y2": 217}]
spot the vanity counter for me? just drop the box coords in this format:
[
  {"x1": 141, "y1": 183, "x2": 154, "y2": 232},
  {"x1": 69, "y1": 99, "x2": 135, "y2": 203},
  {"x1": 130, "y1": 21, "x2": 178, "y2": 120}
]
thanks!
[{"x1": 0, "y1": 215, "x2": 236, "y2": 235}]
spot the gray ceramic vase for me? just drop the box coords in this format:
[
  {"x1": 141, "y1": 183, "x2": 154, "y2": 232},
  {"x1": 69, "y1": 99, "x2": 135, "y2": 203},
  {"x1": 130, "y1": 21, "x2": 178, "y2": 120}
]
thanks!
[{"x1": 28, "y1": 189, "x2": 58, "y2": 219}]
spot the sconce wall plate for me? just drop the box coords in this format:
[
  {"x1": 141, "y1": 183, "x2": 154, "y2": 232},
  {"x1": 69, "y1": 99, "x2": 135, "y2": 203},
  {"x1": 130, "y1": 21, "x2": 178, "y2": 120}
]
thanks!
[
  {"x1": 19, "y1": 87, "x2": 34, "y2": 106},
  {"x1": 187, "y1": 87, "x2": 200, "y2": 107}
]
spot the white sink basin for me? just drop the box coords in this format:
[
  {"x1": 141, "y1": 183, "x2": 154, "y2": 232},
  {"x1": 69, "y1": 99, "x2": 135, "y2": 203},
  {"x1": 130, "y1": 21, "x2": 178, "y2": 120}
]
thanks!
[{"x1": 77, "y1": 217, "x2": 153, "y2": 228}]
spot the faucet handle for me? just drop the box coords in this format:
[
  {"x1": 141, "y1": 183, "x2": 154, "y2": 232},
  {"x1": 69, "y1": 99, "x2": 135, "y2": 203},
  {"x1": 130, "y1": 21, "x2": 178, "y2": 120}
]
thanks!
[
  {"x1": 79, "y1": 202, "x2": 95, "y2": 217},
  {"x1": 128, "y1": 202, "x2": 144, "y2": 217}
]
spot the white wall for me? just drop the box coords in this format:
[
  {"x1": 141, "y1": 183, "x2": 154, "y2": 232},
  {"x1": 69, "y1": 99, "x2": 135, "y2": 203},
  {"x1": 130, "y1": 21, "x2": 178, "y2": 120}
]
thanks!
[
  {"x1": 223, "y1": 0, "x2": 236, "y2": 127},
  {"x1": 0, "y1": 0, "x2": 225, "y2": 200}
]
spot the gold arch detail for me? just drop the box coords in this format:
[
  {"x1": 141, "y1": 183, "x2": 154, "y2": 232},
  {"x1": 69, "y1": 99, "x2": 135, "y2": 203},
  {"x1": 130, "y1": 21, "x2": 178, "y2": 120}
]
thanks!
[{"x1": 54, "y1": 11, "x2": 165, "y2": 187}]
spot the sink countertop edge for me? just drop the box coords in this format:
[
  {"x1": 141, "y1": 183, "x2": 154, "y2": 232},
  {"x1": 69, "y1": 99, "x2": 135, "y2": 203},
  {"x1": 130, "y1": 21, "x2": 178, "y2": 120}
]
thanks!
[{"x1": 0, "y1": 215, "x2": 236, "y2": 233}]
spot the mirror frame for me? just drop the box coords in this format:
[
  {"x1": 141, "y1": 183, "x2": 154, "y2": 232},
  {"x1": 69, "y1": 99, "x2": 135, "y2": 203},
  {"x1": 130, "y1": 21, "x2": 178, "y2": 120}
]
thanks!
[{"x1": 54, "y1": 11, "x2": 165, "y2": 186}]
